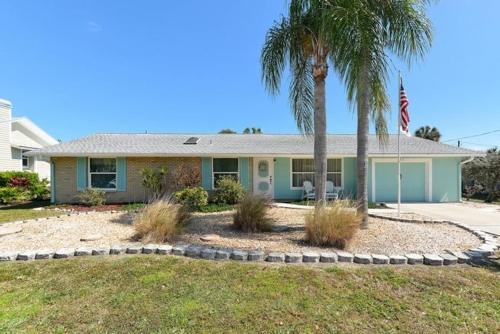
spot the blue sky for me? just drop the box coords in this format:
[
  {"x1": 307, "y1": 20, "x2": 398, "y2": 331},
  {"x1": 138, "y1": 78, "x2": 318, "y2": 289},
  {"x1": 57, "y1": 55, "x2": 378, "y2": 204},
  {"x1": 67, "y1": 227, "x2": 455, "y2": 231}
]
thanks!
[{"x1": 0, "y1": 1, "x2": 499, "y2": 150}]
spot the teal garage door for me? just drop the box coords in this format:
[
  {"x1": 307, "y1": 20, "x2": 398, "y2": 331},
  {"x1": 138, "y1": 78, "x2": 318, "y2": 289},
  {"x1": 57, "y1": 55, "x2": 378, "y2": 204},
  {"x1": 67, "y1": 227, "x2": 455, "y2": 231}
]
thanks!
[{"x1": 375, "y1": 162, "x2": 426, "y2": 202}]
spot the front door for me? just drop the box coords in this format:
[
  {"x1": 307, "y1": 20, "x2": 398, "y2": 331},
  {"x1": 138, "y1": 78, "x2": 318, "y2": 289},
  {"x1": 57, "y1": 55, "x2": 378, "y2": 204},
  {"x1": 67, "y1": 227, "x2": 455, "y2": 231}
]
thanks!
[{"x1": 253, "y1": 158, "x2": 274, "y2": 198}]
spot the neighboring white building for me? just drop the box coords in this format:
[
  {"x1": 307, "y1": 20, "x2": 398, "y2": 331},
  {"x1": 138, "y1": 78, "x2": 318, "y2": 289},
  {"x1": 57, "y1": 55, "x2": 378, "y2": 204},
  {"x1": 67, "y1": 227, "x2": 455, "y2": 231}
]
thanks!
[{"x1": 0, "y1": 98, "x2": 58, "y2": 180}]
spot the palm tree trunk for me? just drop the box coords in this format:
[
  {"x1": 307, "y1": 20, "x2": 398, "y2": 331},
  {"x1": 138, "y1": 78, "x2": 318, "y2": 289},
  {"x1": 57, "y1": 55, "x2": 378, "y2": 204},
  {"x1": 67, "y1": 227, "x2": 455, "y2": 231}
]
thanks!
[
  {"x1": 357, "y1": 61, "x2": 370, "y2": 228},
  {"x1": 313, "y1": 62, "x2": 328, "y2": 205}
]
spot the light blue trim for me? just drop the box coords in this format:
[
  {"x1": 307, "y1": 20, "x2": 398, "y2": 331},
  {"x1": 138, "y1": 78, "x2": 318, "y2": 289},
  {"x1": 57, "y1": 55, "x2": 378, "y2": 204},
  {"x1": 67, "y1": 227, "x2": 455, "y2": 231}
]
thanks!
[
  {"x1": 50, "y1": 161, "x2": 56, "y2": 204},
  {"x1": 201, "y1": 157, "x2": 212, "y2": 190},
  {"x1": 76, "y1": 157, "x2": 87, "y2": 191},
  {"x1": 116, "y1": 158, "x2": 127, "y2": 192},
  {"x1": 238, "y1": 157, "x2": 249, "y2": 191},
  {"x1": 432, "y1": 157, "x2": 460, "y2": 202}
]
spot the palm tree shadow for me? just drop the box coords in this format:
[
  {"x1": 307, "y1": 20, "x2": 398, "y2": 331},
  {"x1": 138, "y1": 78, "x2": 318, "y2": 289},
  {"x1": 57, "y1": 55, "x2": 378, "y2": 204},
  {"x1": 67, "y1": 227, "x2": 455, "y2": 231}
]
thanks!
[{"x1": 108, "y1": 211, "x2": 135, "y2": 226}]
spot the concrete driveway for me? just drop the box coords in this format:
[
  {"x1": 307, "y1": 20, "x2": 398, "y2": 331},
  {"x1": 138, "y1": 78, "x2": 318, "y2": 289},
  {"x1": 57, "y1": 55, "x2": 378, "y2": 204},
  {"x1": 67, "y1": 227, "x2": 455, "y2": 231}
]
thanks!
[{"x1": 386, "y1": 202, "x2": 500, "y2": 236}]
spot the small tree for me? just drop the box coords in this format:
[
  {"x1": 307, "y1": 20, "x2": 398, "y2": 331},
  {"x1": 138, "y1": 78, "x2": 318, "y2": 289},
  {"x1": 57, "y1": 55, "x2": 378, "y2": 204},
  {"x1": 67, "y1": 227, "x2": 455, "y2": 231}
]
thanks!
[
  {"x1": 218, "y1": 129, "x2": 237, "y2": 134},
  {"x1": 171, "y1": 162, "x2": 201, "y2": 190},
  {"x1": 463, "y1": 148, "x2": 500, "y2": 202},
  {"x1": 140, "y1": 167, "x2": 169, "y2": 201},
  {"x1": 415, "y1": 126, "x2": 441, "y2": 142}
]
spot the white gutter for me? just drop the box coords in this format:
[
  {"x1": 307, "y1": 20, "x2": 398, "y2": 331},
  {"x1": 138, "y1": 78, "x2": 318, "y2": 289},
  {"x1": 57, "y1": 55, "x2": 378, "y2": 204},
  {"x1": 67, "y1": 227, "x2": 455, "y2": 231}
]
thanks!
[{"x1": 459, "y1": 156, "x2": 475, "y2": 202}]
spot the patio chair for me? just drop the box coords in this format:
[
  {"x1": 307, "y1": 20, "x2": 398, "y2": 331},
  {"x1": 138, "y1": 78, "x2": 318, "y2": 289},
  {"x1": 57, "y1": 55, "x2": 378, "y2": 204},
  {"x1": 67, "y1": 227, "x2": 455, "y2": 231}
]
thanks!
[
  {"x1": 326, "y1": 181, "x2": 339, "y2": 201},
  {"x1": 302, "y1": 181, "x2": 315, "y2": 200}
]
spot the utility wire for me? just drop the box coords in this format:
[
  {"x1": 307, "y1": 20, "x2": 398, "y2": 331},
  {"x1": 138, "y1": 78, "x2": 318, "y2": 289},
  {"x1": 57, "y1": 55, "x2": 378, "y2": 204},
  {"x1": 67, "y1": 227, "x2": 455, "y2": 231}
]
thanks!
[{"x1": 442, "y1": 129, "x2": 500, "y2": 143}]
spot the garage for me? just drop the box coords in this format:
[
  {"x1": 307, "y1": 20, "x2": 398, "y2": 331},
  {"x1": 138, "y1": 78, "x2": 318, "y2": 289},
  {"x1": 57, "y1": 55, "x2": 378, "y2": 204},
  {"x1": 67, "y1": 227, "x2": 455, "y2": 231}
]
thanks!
[{"x1": 373, "y1": 160, "x2": 428, "y2": 202}]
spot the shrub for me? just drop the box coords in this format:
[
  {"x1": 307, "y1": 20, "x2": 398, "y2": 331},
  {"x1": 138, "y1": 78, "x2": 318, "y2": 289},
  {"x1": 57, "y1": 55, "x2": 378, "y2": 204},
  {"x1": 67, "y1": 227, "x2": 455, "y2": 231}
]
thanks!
[
  {"x1": 233, "y1": 195, "x2": 273, "y2": 232},
  {"x1": 213, "y1": 176, "x2": 245, "y2": 205},
  {"x1": 0, "y1": 187, "x2": 30, "y2": 204},
  {"x1": 133, "y1": 200, "x2": 189, "y2": 243},
  {"x1": 172, "y1": 163, "x2": 201, "y2": 190},
  {"x1": 305, "y1": 201, "x2": 361, "y2": 249},
  {"x1": 0, "y1": 171, "x2": 50, "y2": 201},
  {"x1": 77, "y1": 188, "x2": 106, "y2": 206},
  {"x1": 140, "y1": 167, "x2": 169, "y2": 201},
  {"x1": 174, "y1": 187, "x2": 208, "y2": 210}
]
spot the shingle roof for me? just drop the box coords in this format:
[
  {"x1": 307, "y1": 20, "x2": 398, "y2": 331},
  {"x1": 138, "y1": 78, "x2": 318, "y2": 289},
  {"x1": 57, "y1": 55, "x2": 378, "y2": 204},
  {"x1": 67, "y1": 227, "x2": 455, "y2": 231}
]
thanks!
[{"x1": 27, "y1": 133, "x2": 480, "y2": 157}]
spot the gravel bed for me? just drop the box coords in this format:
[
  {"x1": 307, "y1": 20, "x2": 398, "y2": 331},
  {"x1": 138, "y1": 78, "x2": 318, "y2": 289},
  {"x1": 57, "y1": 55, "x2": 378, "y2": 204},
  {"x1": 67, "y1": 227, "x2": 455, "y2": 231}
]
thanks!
[
  {"x1": 179, "y1": 208, "x2": 481, "y2": 254},
  {"x1": 0, "y1": 208, "x2": 482, "y2": 255},
  {"x1": 0, "y1": 212, "x2": 140, "y2": 252}
]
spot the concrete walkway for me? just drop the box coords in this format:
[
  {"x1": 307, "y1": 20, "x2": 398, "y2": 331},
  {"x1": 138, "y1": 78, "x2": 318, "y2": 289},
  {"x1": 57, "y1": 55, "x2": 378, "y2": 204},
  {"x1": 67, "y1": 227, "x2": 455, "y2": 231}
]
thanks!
[{"x1": 386, "y1": 202, "x2": 500, "y2": 236}]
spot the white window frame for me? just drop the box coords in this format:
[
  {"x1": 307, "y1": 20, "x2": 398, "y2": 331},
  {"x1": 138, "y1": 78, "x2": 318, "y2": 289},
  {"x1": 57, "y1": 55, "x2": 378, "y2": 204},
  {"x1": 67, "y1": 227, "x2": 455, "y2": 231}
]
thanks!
[
  {"x1": 88, "y1": 157, "x2": 117, "y2": 191},
  {"x1": 290, "y1": 157, "x2": 344, "y2": 190},
  {"x1": 212, "y1": 157, "x2": 239, "y2": 189}
]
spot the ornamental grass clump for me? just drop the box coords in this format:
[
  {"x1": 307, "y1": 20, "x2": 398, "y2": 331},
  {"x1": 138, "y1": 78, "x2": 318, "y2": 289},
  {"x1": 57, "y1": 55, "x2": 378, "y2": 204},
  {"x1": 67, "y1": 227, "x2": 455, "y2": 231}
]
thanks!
[
  {"x1": 133, "y1": 200, "x2": 189, "y2": 243},
  {"x1": 233, "y1": 195, "x2": 273, "y2": 232},
  {"x1": 305, "y1": 201, "x2": 361, "y2": 249}
]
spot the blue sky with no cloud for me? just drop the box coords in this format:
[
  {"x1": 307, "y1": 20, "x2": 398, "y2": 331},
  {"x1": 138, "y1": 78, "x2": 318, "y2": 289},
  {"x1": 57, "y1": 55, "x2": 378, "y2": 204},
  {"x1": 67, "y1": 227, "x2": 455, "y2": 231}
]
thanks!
[{"x1": 0, "y1": 0, "x2": 498, "y2": 150}]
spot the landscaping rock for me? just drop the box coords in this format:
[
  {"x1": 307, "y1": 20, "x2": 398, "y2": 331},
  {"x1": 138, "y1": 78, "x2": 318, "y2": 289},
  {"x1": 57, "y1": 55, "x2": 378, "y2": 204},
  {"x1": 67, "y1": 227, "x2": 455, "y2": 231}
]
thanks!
[
  {"x1": 389, "y1": 255, "x2": 407, "y2": 265},
  {"x1": 247, "y1": 250, "x2": 265, "y2": 261},
  {"x1": 440, "y1": 253, "x2": 458, "y2": 266},
  {"x1": 446, "y1": 250, "x2": 469, "y2": 264},
  {"x1": 80, "y1": 234, "x2": 103, "y2": 242},
  {"x1": 110, "y1": 245, "x2": 125, "y2": 255},
  {"x1": 337, "y1": 251, "x2": 354, "y2": 263},
  {"x1": 231, "y1": 250, "x2": 248, "y2": 261},
  {"x1": 0, "y1": 252, "x2": 17, "y2": 261},
  {"x1": 302, "y1": 252, "x2": 320, "y2": 263},
  {"x1": 285, "y1": 253, "x2": 302, "y2": 263},
  {"x1": 17, "y1": 251, "x2": 36, "y2": 261},
  {"x1": 126, "y1": 246, "x2": 142, "y2": 254},
  {"x1": 319, "y1": 252, "x2": 337, "y2": 263},
  {"x1": 75, "y1": 247, "x2": 92, "y2": 256},
  {"x1": 200, "y1": 248, "x2": 217, "y2": 260},
  {"x1": 354, "y1": 254, "x2": 372, "y2": 264},
  {"x1": 157, "y1": 245, "x2": 173, "y2": 255},
  {"x1": 200, "y1": 234, "x2": 221, "y2": 242},
  {"x1": 54, "y1": 248, "x2": 74, "y2": 259},
  {"x1": 142, "y1": 244, "x2": 159, "y2": 254},
  {"x1": 92, "y1": 247, "x2": 110, "y2": 256},
  {"x1": 185, "y1": 246, "x2": 202, "y2": 258},
  {"x1": 371, "y1": 254, "x2": 390, "y2": 265},
  {"x1": 0, "y1": 226, "x2": 22, "y2": 237},
  {"x1": 215, "y1": 249, "x2": 231, "y2": 260},
  {"x1": 405, "y1": 253, "x2": 424, "y2": 265},
  {"x1": 271, "y1": 225, "x2": 290, "y2": 232},
  {"x1": 172, "y1": 245, "x2": 186, "y2": 256},
  {"x1": 266, "y1": 252, "x2": 285, "y2": 262},
  {"x1": 35, "y1": 250, "x2": 55, "y2": 260},
  {"x1": 423, "y1": 254, "x2": 443, "y2": 266}
]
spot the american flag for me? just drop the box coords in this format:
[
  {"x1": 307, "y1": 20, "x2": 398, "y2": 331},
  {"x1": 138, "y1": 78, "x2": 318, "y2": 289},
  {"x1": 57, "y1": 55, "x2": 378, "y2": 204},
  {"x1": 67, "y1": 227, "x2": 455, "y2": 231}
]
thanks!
[{"x1": 400, "y1": 82, "x2": 410, "y2": 134}]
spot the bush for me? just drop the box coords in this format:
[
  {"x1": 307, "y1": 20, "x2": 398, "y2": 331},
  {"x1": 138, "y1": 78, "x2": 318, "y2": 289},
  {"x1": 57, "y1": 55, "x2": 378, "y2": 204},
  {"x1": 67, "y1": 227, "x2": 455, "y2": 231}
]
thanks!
[
  {"x1": 77, "y1": 188, "x2": 106, "y2": 206},
  {"x1": 213, "y1": 176, "x2": 245, "y2": 205},
  {"x1": 172, "y1": 163, "x2": 201, "y2": 190},
  {"x1": 305, "y1": 201, "x2": 361, "y2": 249},
  {"x1": 133, "y1": 200, "x2": 189, "y2": 243},
  {"x1": 0, "y1": 171, "x2": 50, "y2": 201},
  {"x1": 0, "y1": 187, "x2": 30, "y2": 204},
  {"x1": 233, "y1": 195, "x2": 273, "y2": 232},
  {"x1": 174, "y1": 187, "x2": 208, "y2": 210}
]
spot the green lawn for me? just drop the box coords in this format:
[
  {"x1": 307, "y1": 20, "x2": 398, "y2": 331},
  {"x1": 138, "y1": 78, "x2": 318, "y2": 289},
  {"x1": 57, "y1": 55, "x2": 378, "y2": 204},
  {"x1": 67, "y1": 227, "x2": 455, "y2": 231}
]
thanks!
[
  {"x1": 0, "y1": 257, "x2": 498, "y2": 333},
  {"x1": 0, "y1": 201, "x2": 58, "y2": 224}
]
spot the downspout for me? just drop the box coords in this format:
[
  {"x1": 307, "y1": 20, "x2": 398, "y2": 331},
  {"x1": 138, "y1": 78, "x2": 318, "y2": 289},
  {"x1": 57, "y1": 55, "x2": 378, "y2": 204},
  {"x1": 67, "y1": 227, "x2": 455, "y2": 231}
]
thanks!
[{"x1": 459, "y1": 156, "x2": 475, "y2": 202}]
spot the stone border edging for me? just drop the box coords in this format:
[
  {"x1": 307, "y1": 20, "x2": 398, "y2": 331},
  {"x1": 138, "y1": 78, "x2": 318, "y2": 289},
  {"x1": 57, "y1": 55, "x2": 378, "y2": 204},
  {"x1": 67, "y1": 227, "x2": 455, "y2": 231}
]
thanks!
[{"x1": 1, "y1": 208, "x2": 497, "y2": 266}]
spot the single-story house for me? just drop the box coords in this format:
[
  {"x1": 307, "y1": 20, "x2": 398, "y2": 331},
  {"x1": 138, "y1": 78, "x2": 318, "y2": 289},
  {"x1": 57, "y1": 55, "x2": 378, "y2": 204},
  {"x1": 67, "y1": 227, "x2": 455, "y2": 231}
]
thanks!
[
  {"x1": 27, "y1": 133, "x2": 480, "y2": 204},
  {"x1": 0, "y1": 98, "x2": 59, "y2": 180}
]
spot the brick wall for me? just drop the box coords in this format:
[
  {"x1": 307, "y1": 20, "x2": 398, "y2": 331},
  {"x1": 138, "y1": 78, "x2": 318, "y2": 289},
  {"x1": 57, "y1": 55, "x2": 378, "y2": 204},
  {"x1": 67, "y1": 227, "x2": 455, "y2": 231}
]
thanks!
[{"x1": 53, "y1": 157, "x2": 201, "y2": 204}]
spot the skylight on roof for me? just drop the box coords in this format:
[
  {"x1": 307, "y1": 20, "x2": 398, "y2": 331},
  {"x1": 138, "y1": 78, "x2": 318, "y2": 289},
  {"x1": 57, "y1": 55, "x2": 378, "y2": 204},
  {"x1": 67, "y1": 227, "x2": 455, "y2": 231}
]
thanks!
[{"x1": 183, "y1": 137, "x2": 200, "y2": 145}]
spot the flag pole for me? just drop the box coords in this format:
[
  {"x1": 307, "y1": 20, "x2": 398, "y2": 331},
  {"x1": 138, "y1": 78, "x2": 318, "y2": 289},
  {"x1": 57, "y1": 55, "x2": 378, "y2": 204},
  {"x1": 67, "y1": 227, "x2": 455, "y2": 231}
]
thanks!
[{"x1": 397, "y1": 72, "x2": 402, "y2": 218}]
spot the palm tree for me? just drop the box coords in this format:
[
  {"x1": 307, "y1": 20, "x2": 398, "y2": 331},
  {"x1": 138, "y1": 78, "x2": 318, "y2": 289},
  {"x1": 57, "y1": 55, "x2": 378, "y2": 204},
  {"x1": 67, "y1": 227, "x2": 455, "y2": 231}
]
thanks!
[
  {"x1": 261, "y1": 0, "x2": 337, "y2": 203},
  {"x1": 415, "y1": 125, "x2": 441, "y2": 141},
  {"x1": 243, "y1": 127, "x2": 263, "y2": 134},
  {"x1": 331, "y1": 0, "x2": 433, "y2": 227}
]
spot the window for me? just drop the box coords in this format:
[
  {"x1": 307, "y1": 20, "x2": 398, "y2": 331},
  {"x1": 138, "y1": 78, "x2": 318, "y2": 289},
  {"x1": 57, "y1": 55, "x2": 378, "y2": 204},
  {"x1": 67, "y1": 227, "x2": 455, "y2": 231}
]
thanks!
[
  {"x1": 291, "y1": 158, "x2": 342, "y2": 188},
  {"x1": 213, "y1": 158, "x2": 239, "y2": 187},
  {"x1": 89, "y1": 158, "x2": 117, "y2": 190},
  {"x1": 21, "y1": 150, "x2": 30, "y2": 169}
]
